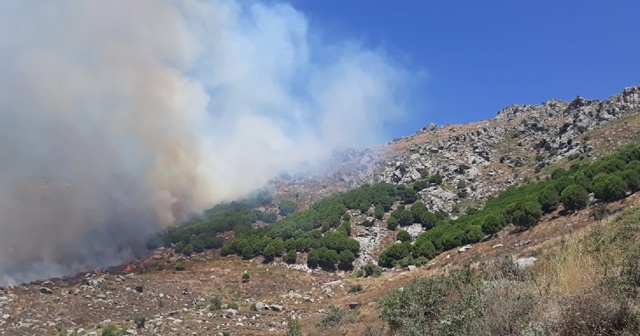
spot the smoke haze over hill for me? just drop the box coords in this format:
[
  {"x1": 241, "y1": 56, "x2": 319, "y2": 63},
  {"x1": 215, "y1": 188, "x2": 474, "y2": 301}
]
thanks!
[{"x1": 0, "y1": 0, "x2": 415, "y2": 284}]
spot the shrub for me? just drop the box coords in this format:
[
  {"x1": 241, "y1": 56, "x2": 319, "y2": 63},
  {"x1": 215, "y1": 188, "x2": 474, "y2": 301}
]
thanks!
[
  {"x1": 414, "y1": 256, "x2": 429, "y2": 266},
  {"x1": 287, "y1": 318, "x2": 302, "y2": 336},
  {"x1": 209, "y1": 297, "x2": 222, "y2": 311},
  {"x1": 133, "y1": 315, "x2": 146, "y2": 329},
  {"x1": 621, "y1": 247, "x2": 640, "y2": 287},
  {"x1": 357, "y1": 263, "x2": 383, "y2": 278},
  {"x1": 318, "y1": 307, "x2": 358, "y2": 330},
  {"x1": 396, "y1": 230, "x2": 411, "y2": 243},
  {"x1": 560, "y1": 184, "x2": 589, "y2": 211},
  {"x1": 559, "y1": 292, "x2": 639, "y2": 336},
  {"x1": 242, "y1": 271, "x2": 250, "y2": 282},
  {"x1": 101, "y1": 325, "x2": 122, "y2": 336},
  {"x1": 457, "y1": 190, "x2": 468, "y2": 199},
  {"x1": 174, "y1": 260, "x2": 185, "y2": 271},
  {"x1": 228, "y1": 302, "x2": 239, "y2": 310},
  {"x1": 348, "y1": 284, "x2": 364, "y2": 293},
  {"x1": 380, "y1": 275, "x2": 450, "y2": 334},
  {"x1": 590, "y1": 203, "x2": 610, "y2": 220}
]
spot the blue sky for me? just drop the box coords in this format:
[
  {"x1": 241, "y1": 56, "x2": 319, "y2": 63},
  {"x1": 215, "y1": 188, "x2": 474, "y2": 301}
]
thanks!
[{"x1": 289, "y1": 0, "x2": 640, "y2": 138}]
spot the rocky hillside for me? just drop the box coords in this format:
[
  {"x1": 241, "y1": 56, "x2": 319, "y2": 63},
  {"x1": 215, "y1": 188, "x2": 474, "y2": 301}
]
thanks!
[
  {"x1": 281, "y1": 85, "x2": 640, "y2": 213},
  {"x1": 2, "y1": 85, "x2": 640, "y2": 336}
]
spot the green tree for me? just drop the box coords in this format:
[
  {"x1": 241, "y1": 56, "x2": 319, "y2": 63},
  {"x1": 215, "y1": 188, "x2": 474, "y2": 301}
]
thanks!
[
  {"x1": 414, "y1": 240, "x2": 436, "y2": 259},
  {"x1": 482, "y1": 214, "x2": 505, "y2": 235},
  {"x1": 594, "y1": 174, "x2": 628, "y2": 202},
  {"x1": 174, "y1": 241, "x2": 185, "y2": 254},
  {"x1": 378, "y1": 243, "x2": 413, "y2": 268},
  {"x1": 397, "y1": 210, "x2": 414, "y2": 226},
  {"x1": 278, "y1": 200, "x2": 298, "y2": 216},
  {"x1": 538, "y1": 187, "x2": 560, "y2": 213},
  {"x1": 396, "y1": 230, "x2": 411, "y2": 243},
  {"x1": 413, "y1": 180, "x2": 428, "y2": 191},
  {"x1": 338, "y1": 250, "x2": 356, "y2": 270},
  {"x1": 560, "y1": 184, "x2": 589, "y2": 211},
  {"x1": 619, "y1": 169, "x2": 640, "y2": 192},
  {"x1": 241, "y1": 246, "x2": 255, "y2": 260},
  {"x1": 387, "y1": 217, "x2": 399, "y2": 230},
  {"x1": 182, "y1": 244, "x2": 194, "y2": 256},
  {"x1": 374, "y1": 204, "x2": 385, "y2": 219},
  {"x1": 429, "y1": 174, "x2": 443, "y2": 185},
  {"x1": 283, "y1": 249, "x2": 297, "y2": 264},
  {"x1": 400, "y1": 188, "x2": 418, "y2": 204},
  {"x1": 507, "y1": 201, "x2": 542, "y2": 230},
  {"x1": 262, "y1": 244, "x2": 277, "y2": 262}
]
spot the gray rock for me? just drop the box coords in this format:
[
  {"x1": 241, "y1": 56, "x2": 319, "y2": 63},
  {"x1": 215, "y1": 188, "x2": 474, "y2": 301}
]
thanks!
[
  {"x1": 255, "y1": 301, "x2": 266, "y2": 311},
  {"x1": 458, "y1": 244, "x2": 472, "y2": 253},
  {"x1": 270, "y1": 304, "x2": 284, "y2": 312},
  {"x1": 348, "y1": 302, "x2": 359, "y2": 309},
  {"x1": 40, "y1": 287, "x2": 53, "y2": 294},
  {"x1": 515, "y1": 257, "x2": 537, "y2": 269}
]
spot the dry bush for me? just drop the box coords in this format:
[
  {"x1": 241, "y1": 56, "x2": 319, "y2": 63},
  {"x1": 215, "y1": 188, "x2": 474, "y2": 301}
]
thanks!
[{"x1": 559, "y1": 291, "x2": 639, "y2": 336}]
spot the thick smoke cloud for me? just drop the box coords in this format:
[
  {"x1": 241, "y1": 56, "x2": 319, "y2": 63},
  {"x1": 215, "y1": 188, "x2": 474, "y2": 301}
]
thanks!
[{"x1": 0, "y1": 0, "x2": 414, "y2": 284}]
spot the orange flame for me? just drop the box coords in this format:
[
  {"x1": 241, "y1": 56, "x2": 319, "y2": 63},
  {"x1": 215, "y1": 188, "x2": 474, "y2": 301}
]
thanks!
[
  {"x1": 123, "y1": 264, "x2": 133, "y2": 274},
  {"x1": 94, "y1": 268, "x2": 101, "y2": 276}
]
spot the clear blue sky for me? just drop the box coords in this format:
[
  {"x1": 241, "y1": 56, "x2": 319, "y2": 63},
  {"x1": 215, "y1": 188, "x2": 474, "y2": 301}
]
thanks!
[{"x1": 288, "y1": 0, "x2": 640, "y2": 137}]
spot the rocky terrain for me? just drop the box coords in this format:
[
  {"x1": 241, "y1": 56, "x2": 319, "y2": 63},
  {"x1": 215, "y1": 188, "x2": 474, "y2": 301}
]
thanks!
[
  {"x1": 282, "y1": 85, "x2": 640, "y2": 213},
  {"x1": 2, "y1": 85, "x2": 640, "y2": 335}
]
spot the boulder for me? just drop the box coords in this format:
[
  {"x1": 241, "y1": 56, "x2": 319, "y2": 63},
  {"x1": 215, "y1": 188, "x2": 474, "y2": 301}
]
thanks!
[{"x1": 40, "y1": 287, "x2": 53, "y2": 294}]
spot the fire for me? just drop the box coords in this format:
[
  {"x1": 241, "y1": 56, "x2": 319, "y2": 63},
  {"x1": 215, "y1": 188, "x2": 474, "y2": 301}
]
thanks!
[
  {"x1": 123, "y1": 264, "x2": 133, "y2": 274},
  {"x1": 94, "y1": 268, "x2": 101, "y2": 276}
]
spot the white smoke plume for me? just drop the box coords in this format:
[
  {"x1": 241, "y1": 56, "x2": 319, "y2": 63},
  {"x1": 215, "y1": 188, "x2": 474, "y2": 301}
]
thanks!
[{"x1": 0, "y1": 0, "x2": 415, "y2": 284}]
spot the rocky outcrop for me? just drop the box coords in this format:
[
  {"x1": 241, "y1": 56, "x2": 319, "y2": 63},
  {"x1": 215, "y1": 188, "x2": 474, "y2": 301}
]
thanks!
[{"x1": 278, "y1": 85, "x2": 640, "y2": 214}]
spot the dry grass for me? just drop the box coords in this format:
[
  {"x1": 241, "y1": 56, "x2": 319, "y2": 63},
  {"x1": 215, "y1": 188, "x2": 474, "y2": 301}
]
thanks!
[{"x1": 543, "y1": 237, "x2": 600, "y2": 296}]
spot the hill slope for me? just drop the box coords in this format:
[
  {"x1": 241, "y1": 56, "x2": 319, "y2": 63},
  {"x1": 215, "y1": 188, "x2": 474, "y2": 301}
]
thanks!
[{"x1": 1, "y1": 85, "x2": 640, "y2": 335}]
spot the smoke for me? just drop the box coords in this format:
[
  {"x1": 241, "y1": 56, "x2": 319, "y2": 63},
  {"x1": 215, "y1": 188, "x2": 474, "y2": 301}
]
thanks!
[{"x1": 0, "y1": 0, "x2": 415, "y2": 284}]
